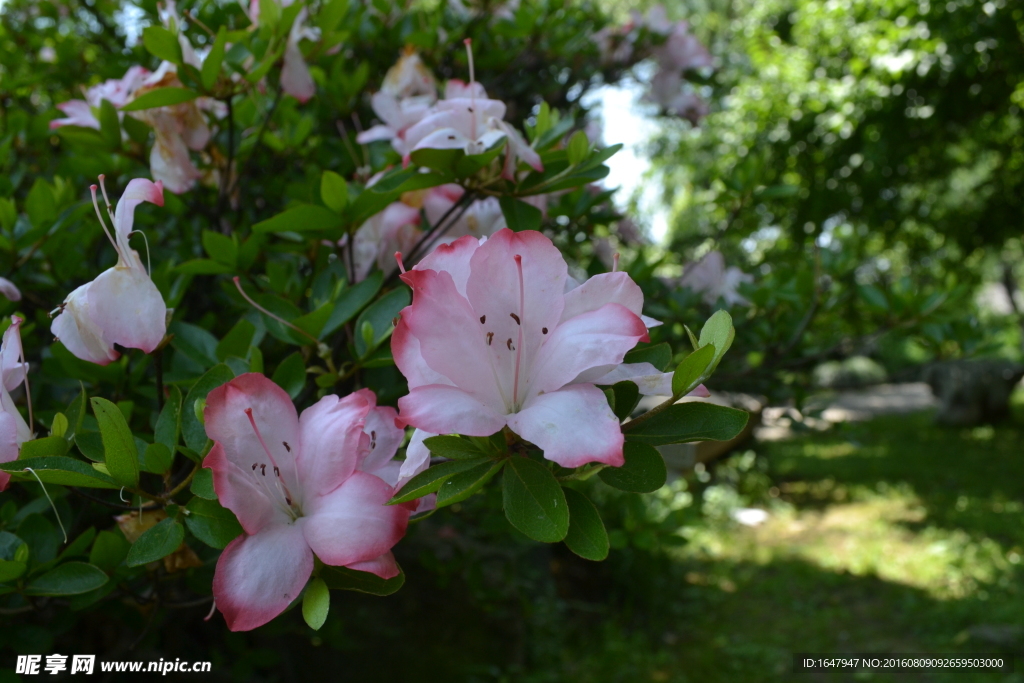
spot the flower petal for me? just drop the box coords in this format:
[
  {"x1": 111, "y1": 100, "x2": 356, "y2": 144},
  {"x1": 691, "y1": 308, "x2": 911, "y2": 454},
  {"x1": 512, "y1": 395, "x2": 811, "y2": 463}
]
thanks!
[
  {"x1": 509, "y1": 384, "x2": 624, "y2": 468},
  {"x1": 398, "y1": 267, "x2": 507, "y2": 411},
  {"x1": 112, "y1": 178, "x2": 165, "y2": 253},
  {"x1": 560, "y1": 272, "x2": 645, "y2": 322},
  {"x1": 0, "y1": 278, "x2": 21, "y2": 303},
  {"x1": 213, "y1": 523, "x2": 313, "y2": 632},
  {"x1": 529, "y1": 303, "x2": 648, "y2": 396},
  {"x1": 203, "y1": 443, "x2": 283, "y2": 535},
  {"x1": 51, "y1": 283, "x2": 120, "y2": 366},
  {"x1": 344, "y1": 550, "x2": 400, "y2": 579},
  {"x1": 86, "y1": 265, "x2": 167, "y2": 354},
  {"x1": 587, "y1": 361, "x2": 673, "y2": 396},
  {"x1": 204, "y1": 374, "x2": 301, "y2": 524},
  {"x1": 392, "y1": 315, "x2": 453, "y2": 389},
  {"x1": 296, "y1": 390, "x2": 372, "y2": 498},
  {"x1": 301, "y1": 471, "x2": 410, "y2": 567},
  {"x1": 396, "y1": 384, "x2": 506, "y2": 435},
  {"x1": 0, "y1": 408, "x2": 22, "y2": 492},
  {"x1": 359, "y1": 404, "x2": 405, "y2": 476},
  {"x1": 412, "y1": 232, "x2": 481, "y2": 298}
]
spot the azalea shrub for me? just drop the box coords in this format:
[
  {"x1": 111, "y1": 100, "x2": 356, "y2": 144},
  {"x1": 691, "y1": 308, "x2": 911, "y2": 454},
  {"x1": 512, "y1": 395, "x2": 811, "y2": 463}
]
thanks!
[{"x1": 0, "y1": 0, "x2": 750, "y2": 643}]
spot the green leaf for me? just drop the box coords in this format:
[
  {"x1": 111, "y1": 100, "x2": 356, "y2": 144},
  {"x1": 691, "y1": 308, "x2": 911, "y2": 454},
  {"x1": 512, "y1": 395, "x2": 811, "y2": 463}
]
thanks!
[
  {"x1": 321, "y1": 170, "x2": 348, "y2": 212},
  {"x1": 25, "y1": 562, "x2": 108, "y2": 596},
  {"x1": 140, "y1": 443, "x2": 174, "y2": 475},
  {"x1": 2, "y1": 456, "x2": 119, "y2": 488},
  {"x1": 388, "y1": 459, "x2": 488, "y2": 504},
  {"x1": 436, "y1": 460, "x2": 505, "y2": 508},
  {"x1": 121, "y1": 87, "x2": 198, "y2": 112},
  {"x1": 75, "y1": 432, "x2": 103, "y2": 461},
  {"x1": 698, "y1": 310, "x2": 735, "y2": 372},
  {"x1": 258, "y1": 0, "x2": 281, "y2": 26},
  {"x1": 170, "y1": 320, "x2": 220, "y2": 368},
  {"x1": 321, "y1": 271, "x2": 383, "y2": 336},
  {"x1": 98, "y1": 98, "x2": 121, "y2": 149},
  {"x1": 320, "y1": 564, "x2": 405, "y2": 596},
  {"x1": 0, "y1": 560, "x2": 26, "y2": 582},
  {"x1": 155, "y1": 386, "x2": 183, "y2": 451},
  {"x1": 610, "y1": 381, "x2": 640, "y2": 421},
  {"x1": 50, "y1": 413, "x2": 69, "y2": 438},
  {"x1": 252, "y1": 204, "x2": 342, "y2": 234},
  {"x1": 63, "y1": 384, "x2": 87, "y2": 442},
  {"x1": 201, "y1": 26, "x2": 227, "y2": 90},
  {"x1": 498, "y1": 196, "x2": 542, "y2": 232},
  {"x1": 174, "y1": 259, "x2": 234, "y2": 275},
  {"x1": 409, "y1": 146, "x2": 464, "y2": 173},
  {"x1": 182, "y1": 364, "x2": 234, "y2": 453},
  {"x1": 422, "y1": 435, "x2": 493, "y2": 460},
  {"x1": 502, "y1": 457, "x2": 569, "y2": 543},
  {"x1": 302, "y1": 577, "x2": 330, "y2": 630},
  {"x1": 671, "y1": 343, "x2": 716, "y2": 397},
  {"x1": 858, "y1": 284, "x2": 889, "y2": 311},
  {"x1": 566, "y1": 130, "x2": 590, "y2": 165},
  {"x1": 89, "y1": 530, "x2": 130, "y2": 573},
  {"x1": 91, "y1": 397, "x2": 139, "y2": 488},
  {"x1": 624, "y1": 403, "x2": 749, "y2": 446},
  {"x1": 216, "y1": 319, "x2": 256, "y2": 361},
  {"x1": 624, "y1": 342, "x2": 673, "y2": 372},
  {"x1": 271, "y1": 352, "x2": 306, "y2": 399},
  {"x1": 202, "y1": 230, "x2": 238, "y2": 267},
  {"x1": 125, "y1": 518, "x2": 184, "y2": 567},
  {"x1": 59, "y1": 527, "x2": 96, "y2": 561},
  {"x1": 562, "y1": 488, "x2": 609, "y2": 560},
  {"x1": 190, "y1": 468, "x2": 217, "y2": 500},
  {"x1": 353, "y1": 288, "x2": 410, "y2": 358},
  {"x1": 142, "y1": 25, "x2": 181, "y2": 63},
  {"x1": 19, "y1": 436, "x2": 70, "y2": 459},
  {"x1": 318, "y1": 0, "x2": 349, "y2": 32},
  {"x1": 598, "y1": 442, "x2": 667, "y2": 493},
  {"x1": 184, "y1": 498, "x2": 242, "y2": 549},
  {"x1": 25, "y1": 178, "x2": 55, "y2": 228}
]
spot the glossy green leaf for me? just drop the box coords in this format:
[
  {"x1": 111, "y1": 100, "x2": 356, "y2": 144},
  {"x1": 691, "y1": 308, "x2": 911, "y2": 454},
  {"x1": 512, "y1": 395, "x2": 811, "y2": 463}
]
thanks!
[
  {"x1": 91, "y1": 397, "x2": 138, "y2": 488},
  {"x1": 321, "y1": 271, "x2": 383, "y2": 336},
  {"x1": 252, "y1": 204, "x2": 342, "y2": 234},
  {"x1": 0, "y1": 559, "x2": 26, "y2": 582},
  {"x1": 89, "y1": 530, "x2": 130, "y2": 573},
  {"x1": 19, "y1": 436, "x2": 70, "y2": 459},
  {"x1": 140, "y1": 443, "x2": 174, "y2": 475},
  {"x1": 1, "y1": 456, "x2": 119, "y2": 488},
  {"x1": 321, "y1": 170, "x2": 348, "y2": 212},
  {"x1": 566, "y1": 130, "x2": 590, "y2": 165},
  {"x1": 184, "y1": 498, "x2": 242, "y2": 549},
  {"x1": 25, "y1": 562, "x2": 108, "y2": 596},
  {"x1": 302, "y1": 577, "x2": 330, "y2": 630},
  {"x1": 388, "y1": 459, "x2": 488, "y2": 504},
  {"x1": 671, "y1": 343, "x2": 716, "y2": 397},
  {"x1": 320, "y1": 564, "x2": 405, "y2": 595},
  {"x1": 202, "y1": 230, "x2": 237, "y2": 268},
  {"x1": 155, "y1": 386, "x2": 183, "y2": 451},
  {"x1": 125, "y1": 518, "x2": 184, "y2": 567},
  {"x1": 201, "y1": 26, "x2": 227, "y2": 90},
  {"x1": 562, "y1": 488, "x2": 609, "y2": 560},
  {"x1": 624, "y1": 342, "x2": 673, "y2": 372},
  {"x1": 698, "y1": 310, "x2": 735, "y2": 372},
  {"x1": 63, "y1": 384, "x2": 87, "y2": 443},
  {"x1": 624, "y1": 402, "x2": 749, "y2": 446},
  {"x1": 271, "y1": 352, "x2": 306, "y2": 399},
  {"x1": 216, "y1": 319, "x2": 256, "y2": 362},
  {"x1": 609, "y1": 380, "x2": 640, "y2": 421},
  {"x1": 498, "y1": 196, "x2": 542, "y2": 232},
  {"x1": 502, "y1": 457, "x2": 568, "y2": 543},
  {"x1": 142, "y1": 25, "x2": 181, "y2": 64},
  {"x1": 184, "y1": 469, "x2": 216, "y2": 502},
  {"x1": 98, "y1": 99, "x2": 120, "y2": 149},
  {"x1": 353, "y1": 288, "x2": 410, "y2": 358},
  {"x1": 182, "y1": 364, "x2": 235, "y2": 453},
  {"x1": 436, "y1": 460, "x2": 505, "y2": 508},
  {"x1": 598, "y1": 442, "x2": 667, "y2": 493},
  {"x1": 422, "y1": 435, "x2": 493, "y2": 460}
]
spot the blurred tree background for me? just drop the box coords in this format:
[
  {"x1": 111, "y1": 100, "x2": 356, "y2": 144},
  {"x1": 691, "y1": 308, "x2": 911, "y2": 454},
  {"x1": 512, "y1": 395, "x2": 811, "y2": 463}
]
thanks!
[{"x1": 1, "y1": 0, "x2": 1023, "y2": 680}]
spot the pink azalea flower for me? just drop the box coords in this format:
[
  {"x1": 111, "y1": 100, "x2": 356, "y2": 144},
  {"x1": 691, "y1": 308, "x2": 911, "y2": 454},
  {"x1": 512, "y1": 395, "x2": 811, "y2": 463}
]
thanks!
[
  {"x1": 678, "y1": 250, "x2": 753, "y2": 307},
  {"x1": 0, "y1": 278, "x2": 20, "y2": 302},
  {"x1": 392, "y1": 229, "x2": 653, "y2": 468},
  {"x1": 204, "y1": 374, "x2": 412, "y2": 631},
  {"x1": 128, "y1": 63, "x2": 212, "y2": 194},
  {"x1": 49, "y1": 66, "x2": 150, "y2": 131},
  {"x1": 423, "y1": 184, "x2": 507, "y2": 243},
  {"x1": 344, "y1": 201, "x2": 422, "y2": 282},
  {"x1": 280, "y1": 7, "x2": 319, "y2": 103},
  {"x1": 402, "y1": 43, "x2": 543, "y2": 176},
  {"x1": 51, "y1": 178, "x2": 167, "y2": 365},
  {"x1": 0, "y1": 317, "x2": 32, "y2": 492}
]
